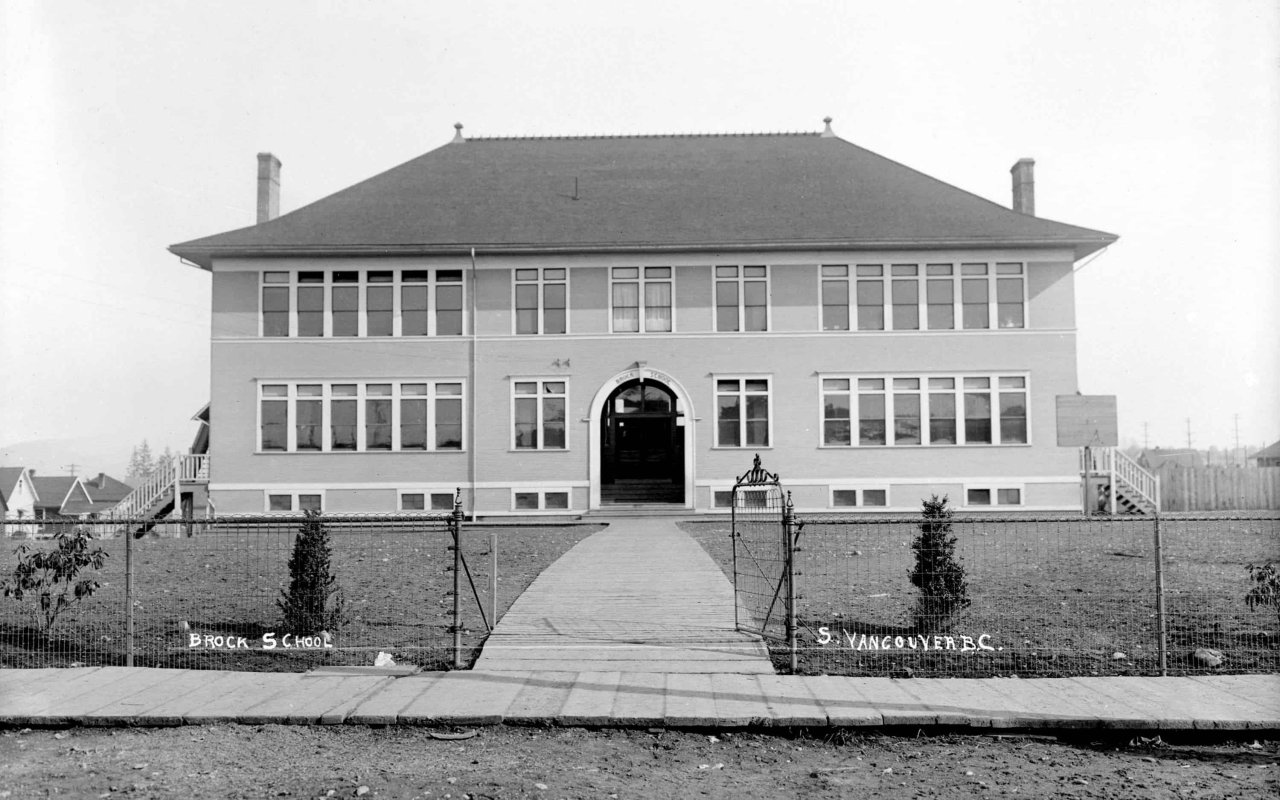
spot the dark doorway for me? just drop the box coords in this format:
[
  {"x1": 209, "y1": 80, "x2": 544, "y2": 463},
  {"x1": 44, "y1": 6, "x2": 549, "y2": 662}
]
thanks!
[{"x1": 601, "y1": 379, "x2": 684, "y2": 504}]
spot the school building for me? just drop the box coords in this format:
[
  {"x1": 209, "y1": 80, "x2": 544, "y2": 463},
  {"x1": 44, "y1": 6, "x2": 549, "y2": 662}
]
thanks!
[{"x1": 169, "y1": 120, "x2": 1118, "y2": 516}]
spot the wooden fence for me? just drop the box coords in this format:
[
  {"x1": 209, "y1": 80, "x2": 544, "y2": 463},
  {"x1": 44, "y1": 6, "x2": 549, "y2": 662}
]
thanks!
[{"x1": 1157, "y1": 466, "x2": 1280, "y2": 511}]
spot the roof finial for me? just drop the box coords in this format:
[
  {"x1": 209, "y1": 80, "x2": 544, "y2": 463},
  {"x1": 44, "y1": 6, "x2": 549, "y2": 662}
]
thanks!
[
  {"x1": 452, "y1": 122, "x2": 465, "y2": 143},
  {"x1": 821, "y1": 116, "x2": 835, "y2": 138}
]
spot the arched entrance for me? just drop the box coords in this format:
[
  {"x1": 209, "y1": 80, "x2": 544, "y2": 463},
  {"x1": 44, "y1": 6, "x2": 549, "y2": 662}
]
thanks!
[{"x1": 598, "y1": 378, "x2": 686, "y2": 505}]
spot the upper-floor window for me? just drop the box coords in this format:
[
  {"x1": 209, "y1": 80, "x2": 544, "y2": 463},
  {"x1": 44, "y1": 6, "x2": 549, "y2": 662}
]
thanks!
[
  {"x1": 259, "y1": 381, "x2": 465, "y2": 452},
  {"x1": 715, "y1": 265, "x2": 768, "y2": 332},
  {"x1": 820, "y1": 262, "x2": 1025, "y2": 332},
  {"x1": 512, "y1": 380, "x2": 567, "y2": 449},
  {"x1": 514, "y1": 269, "x2": 567, "y2": 335},
  {"x1": 260, "y1": 269, "x2": 464, "y2": 338},
  {"x1": 611, "y1": 267, "x2": 673, "y2": 332},
  {"x1": 821, "y1": 373, "x2": 1028, "y2": 447}
]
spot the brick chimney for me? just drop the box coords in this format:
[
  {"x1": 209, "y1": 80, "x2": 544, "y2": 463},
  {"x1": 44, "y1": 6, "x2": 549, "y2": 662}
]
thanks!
[
  {"x1": 1010, "y1": 158, "x2": 1035, "y2": 216},
  {"x1": 256, "y1": 153, "x2": 282, "y2": 223}
]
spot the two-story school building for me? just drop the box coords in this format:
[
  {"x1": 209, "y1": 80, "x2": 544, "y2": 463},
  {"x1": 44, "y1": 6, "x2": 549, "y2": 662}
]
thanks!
[{"x1": 170, "y1": 120, "x2": 1117, "y2": 516}]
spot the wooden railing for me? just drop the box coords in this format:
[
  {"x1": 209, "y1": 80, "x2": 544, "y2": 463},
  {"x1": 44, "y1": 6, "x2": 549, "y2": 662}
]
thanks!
[
  {"x1": 1083, "y1": 448, "x2": 1160, "y2": 510},
  {"x1": 108, "y1": 455, "x2": 209, "y2": 519}
]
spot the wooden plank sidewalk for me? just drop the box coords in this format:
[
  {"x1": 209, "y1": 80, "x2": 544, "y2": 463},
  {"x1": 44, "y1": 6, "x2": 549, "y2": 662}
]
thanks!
[
  {"x1": 471, "y1": 518, "x2": 774, "y2": 673},
  {"x1": 1, "y1": 668, "x2": 1276, "y2": 730}
]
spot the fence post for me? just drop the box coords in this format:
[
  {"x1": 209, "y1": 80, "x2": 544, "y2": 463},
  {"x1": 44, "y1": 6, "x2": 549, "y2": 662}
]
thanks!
[
  {"x1": 451, "y1": 489, "x2": 464, "y2": 669},
  {"x1": 125, "y1": 526, "x2": 135, "y2": 668},
  {"x1": 490, "y1": 528, "x2": 498, "y2": 630},
  {"x1": 1152, "y1": 512, "x2": 1168, "y2": 676},
  {"x1": 783, "y1": 490, "x2": 798, "y2": 674}
]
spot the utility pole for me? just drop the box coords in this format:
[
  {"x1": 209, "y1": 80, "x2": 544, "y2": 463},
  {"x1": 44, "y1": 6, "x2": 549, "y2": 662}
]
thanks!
[
  {"x1": 60, "y1": 463, "x2": 80, "y2": 476},
  {"x1": 1186, "y1": 418, "x2": 1192, "y2": 450},
  {"x1": 1143, "y1": 422, "x2": 1150, "y2": 450}
]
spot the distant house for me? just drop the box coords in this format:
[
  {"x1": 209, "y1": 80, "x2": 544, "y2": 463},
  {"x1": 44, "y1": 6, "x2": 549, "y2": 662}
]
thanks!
[
  {"x1": 62, "y1": 473, "x2": 135, "y2": 517},
  {"x1": 1249, "y1": 440, "x2": 1280, "y2": 468},
  {"x1": 0, "y1": 467, "x2": 39, "y2": 521},
  {"x1": 30, "y1": 476, "x2": 82, "y2": 519},
  {"x1": 1137, "y1": 448, "x2": 1204, "y2": 471}
]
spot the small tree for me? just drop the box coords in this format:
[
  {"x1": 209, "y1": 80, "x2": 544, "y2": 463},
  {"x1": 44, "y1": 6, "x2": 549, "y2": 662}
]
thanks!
[
  {"x1": 2, "y1": 529, "x2": 109, "y2": 638},
  {"x1": 277, "y1": 511, "x2": 346, "y2": 634},
  {"x1": 908, "y1": 495, "x2": 970, "y2": 631},
  {"x1": 1245, "y1": 562, "x2": 1280, "y2": 626},
  {"x1": 126, "y1": 441, "x2": 156, "y2": 485}
]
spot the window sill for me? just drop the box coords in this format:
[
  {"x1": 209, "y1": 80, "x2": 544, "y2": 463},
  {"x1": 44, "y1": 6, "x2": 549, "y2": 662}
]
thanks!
[
  {"x1": 710, "y1": 446, "x2": 774, "y2": 451},
  {"x1": 815, "y1": 443, "x2": 1032, "y2": 449},
  {"x1": 508, "y1": 448, "x2": 571, "y2": 454},
  {"x1": 255, "y1": 449, "x2": 467, "y2": 455}
]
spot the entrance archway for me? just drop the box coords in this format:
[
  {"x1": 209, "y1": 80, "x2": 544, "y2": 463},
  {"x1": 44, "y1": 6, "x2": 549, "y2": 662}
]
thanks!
[{"x1": 589, "y1": 368, "x2": 694, "y2": 509}]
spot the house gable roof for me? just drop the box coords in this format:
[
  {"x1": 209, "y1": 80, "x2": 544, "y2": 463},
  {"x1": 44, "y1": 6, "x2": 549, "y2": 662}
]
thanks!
[
  {"x1": 30, "y1": 476, "x2": 80, "y2": 511},
  {"x1": 1249, "y1": 440, "x2": 1280, "y2": 461},
  {"x1": 0, "y1": 467, "x2": 30, "y2": 500},
  {"x1": 171, "y1": 131, "x2": 1117, "y2": 268},
  {"x1": 82, "y1": 473, "x2": 133, "y2": 504}
]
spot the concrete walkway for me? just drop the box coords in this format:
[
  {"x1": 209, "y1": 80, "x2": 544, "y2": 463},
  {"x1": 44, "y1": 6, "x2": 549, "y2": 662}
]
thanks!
[
  {"x1": 471, "y1": 518, "x2": 772, "y2": 673},
  {"x1": 1, "y1": 668, "x2": 1276, "y2": 730}
]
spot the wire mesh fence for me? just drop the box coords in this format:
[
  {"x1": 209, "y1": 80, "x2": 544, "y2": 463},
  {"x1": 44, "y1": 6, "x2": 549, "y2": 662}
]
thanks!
[
  {"x1": 0, "y1": 514, "x2": 601, "y2": 672},
  {"x1": 690, "y1": 511, "x2": 1280, "y2": 678}
]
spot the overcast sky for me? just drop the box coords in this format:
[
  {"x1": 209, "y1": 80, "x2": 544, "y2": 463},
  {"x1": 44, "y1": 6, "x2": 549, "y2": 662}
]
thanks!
[{"x1": 1, "y1": 0, "x2": 1277, "y2": 478}]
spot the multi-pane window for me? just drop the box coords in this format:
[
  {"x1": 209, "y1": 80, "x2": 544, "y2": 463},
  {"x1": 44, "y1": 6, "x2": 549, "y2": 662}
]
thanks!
[
  {"x1": 512, "y1": 381, "x2": 567, "y2": 449},
  {"x1": 610, "y1": 267, "x2": 673, "y2": 332},
  {"x1": 266, "y1": 493, "x2": 323, "y2": 513},
  {"x1": 966, "y1": 487, "x2": 1023, "y2": 507},
  {"x1": 831, "y1": 488, "x2": 889, "y2": 508},
  {"x1": 400, "y1": 492, "x2": 456, "y2": 512},
  {"x1": 820, "y1": 262, "x2": 1025, "y2": 332},
  {"x1": 716, "y1": 378, "x2": 770, "y2": 447},
  {"x1": 514, "y1": 269, "x2": 567, "y2": 335},
  {"x1": 822, "y1": 374, "x2": 1029, "y2": 446},
  {"x1": 715, "y1": 266, "x2": 768, "y2": 332},
  {"x1": 259, "y1": 269, "x2": 465, "y2": 337},
  {"x1": 821, "y1": 265, "x2": 850, "y2": 331},
  {"x1": 259, "y1": 381, "x2": 465, "y2": 452}
]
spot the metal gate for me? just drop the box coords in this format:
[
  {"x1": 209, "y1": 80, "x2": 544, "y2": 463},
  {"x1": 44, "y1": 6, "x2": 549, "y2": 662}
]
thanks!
[{"x1": 730, "y1": 455, "x2": 800, "y2": 669}]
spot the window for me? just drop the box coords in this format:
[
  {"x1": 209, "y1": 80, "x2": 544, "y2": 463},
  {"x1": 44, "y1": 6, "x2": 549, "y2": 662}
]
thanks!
[
  {"x1": 511, "y1": 489, "x2": 572, "y2": 511},
  {"x1": 966, "y1": 486, "x2": 1023, "y2": 507},
  {"x1": 713, "y1": 487, "x2": 769, "y2": 508},
  {"x1": 716, "y1": 378, "x2": 770, "y2": 447},
  {"x1": 856, "y1": 266, "x2": 884, "y2": 330},
  {"x1": 830, "y1": 261, "x2": 1026, "y2": 332},
  {"x1": 821, "y1": 373, "x2": 1030, "y2": 447},
  {"x1": 821, "y1": 265, "x2": 850, "y2": 331},
  {"x1": 260, "y1": 269, "x2": 465, "y2": 338},
  {"x1": 262, "y1": 272, "x2": 290, "y2": 336},
  {"x1": 962, "y1": 264, "x2": 989, "y2": 329},
  {"x1": 611, "y1": 267, "x2": 673, "y2": 332},
  {"x1": 515, "y1": 268, "x2": 567, "y2": 334},
  {"x1": 999, "y1": 377, "x2": 1028, "y2": 444},
  {"x1": 926, "y1": 265, "x2": 954, "y2": 330},
  {"x1": 831, "y1": 487, "x2": 889, "y2": 508},
  {"x1": 366, "y1": 271, "x2": 394, "y2": 336},
  {"x1": 400, "y1": 491, "x2": 455, "y2": 512},
  {"x1": 996, "y1": 263, "x2": 1025, "y2": 328},
  {"x1": 513, "y1": 381, "x2": 567, "y2": 449},
  {"x1": 261, "y1": 385, "x2": 289, "y2": 451},
  {"x1": 296, "y1": 385, "x2": 323, "y2": 451},
  {"x1": 715, "y1": 266, "x2": 768, "y2": 332},
  {"x1": 259, "y1": 381, "x2": 465, "y2": 452},
  {"x1": 891, "y1": 265, "x2": 919, "y2": 330},
  {"x1": 266, "y1": 492, "x2": 323, "y2": 513}
]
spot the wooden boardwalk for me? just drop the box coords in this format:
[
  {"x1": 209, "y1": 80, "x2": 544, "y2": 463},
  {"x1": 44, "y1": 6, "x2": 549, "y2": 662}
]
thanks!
[
  {"x1": 471, "y1": 518, "x2": 773, "y2": 673},
  {"x1": 1, "y1": 667, "x2": 1276, "y2": 730}
]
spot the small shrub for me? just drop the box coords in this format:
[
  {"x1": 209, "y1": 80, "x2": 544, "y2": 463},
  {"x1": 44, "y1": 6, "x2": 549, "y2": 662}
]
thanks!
[
  {"x1": 277, "y1": 512, "x2": 346, "y2": 634},
  {"x1": 1245, "y1": 562, "x2": 1280, "y2": 626},
  {"x1": 908, "y1": 494, "x2": 970, "y2": 631},
  {"x1": 2, "y1": 528, "x2": 109, "y2": 638}
]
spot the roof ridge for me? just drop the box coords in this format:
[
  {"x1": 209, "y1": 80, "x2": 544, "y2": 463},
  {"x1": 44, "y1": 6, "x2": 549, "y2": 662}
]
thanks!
[{"x1": 464, "y1": 131, "x2": 822, "y2": 142}]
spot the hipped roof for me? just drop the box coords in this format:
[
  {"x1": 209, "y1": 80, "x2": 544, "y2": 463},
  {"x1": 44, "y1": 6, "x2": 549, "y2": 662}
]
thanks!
[{"x1": 171, "y1": 132, "x2": 1116, "y2": 268}]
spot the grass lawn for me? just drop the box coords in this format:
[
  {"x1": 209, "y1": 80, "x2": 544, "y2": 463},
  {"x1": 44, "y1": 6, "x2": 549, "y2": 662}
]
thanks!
[
  {"x1": 0, "y1": 520, "x2": 601, "y2": 672},
  {"x1": 682, "y1": 514, "x2": 1279, "y2": 677}
]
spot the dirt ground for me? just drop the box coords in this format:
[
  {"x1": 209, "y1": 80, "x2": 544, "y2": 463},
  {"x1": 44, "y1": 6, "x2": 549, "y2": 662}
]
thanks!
[{"x1": 0, "y1": 724, "x2": 1273, "y2": 799}]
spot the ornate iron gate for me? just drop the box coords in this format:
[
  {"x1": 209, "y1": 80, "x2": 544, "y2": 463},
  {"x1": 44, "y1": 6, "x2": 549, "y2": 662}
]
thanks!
[{"x1": 730, "y1": 455, "x2": 800, "y2": 669}]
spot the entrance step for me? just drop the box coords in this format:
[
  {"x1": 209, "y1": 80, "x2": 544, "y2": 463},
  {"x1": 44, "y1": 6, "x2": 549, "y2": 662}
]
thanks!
[{"x1": 589, "y1": 505, "x2": 691, "y2": 518}]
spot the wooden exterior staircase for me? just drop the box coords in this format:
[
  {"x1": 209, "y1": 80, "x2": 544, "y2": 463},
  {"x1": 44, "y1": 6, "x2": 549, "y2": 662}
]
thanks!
[
  {"x1": 1083, "y1": 447, "x2": 1160, "y2": 514},
  {"x1": 107, "y1": 455, "x2": 209, "y2": 534}
]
